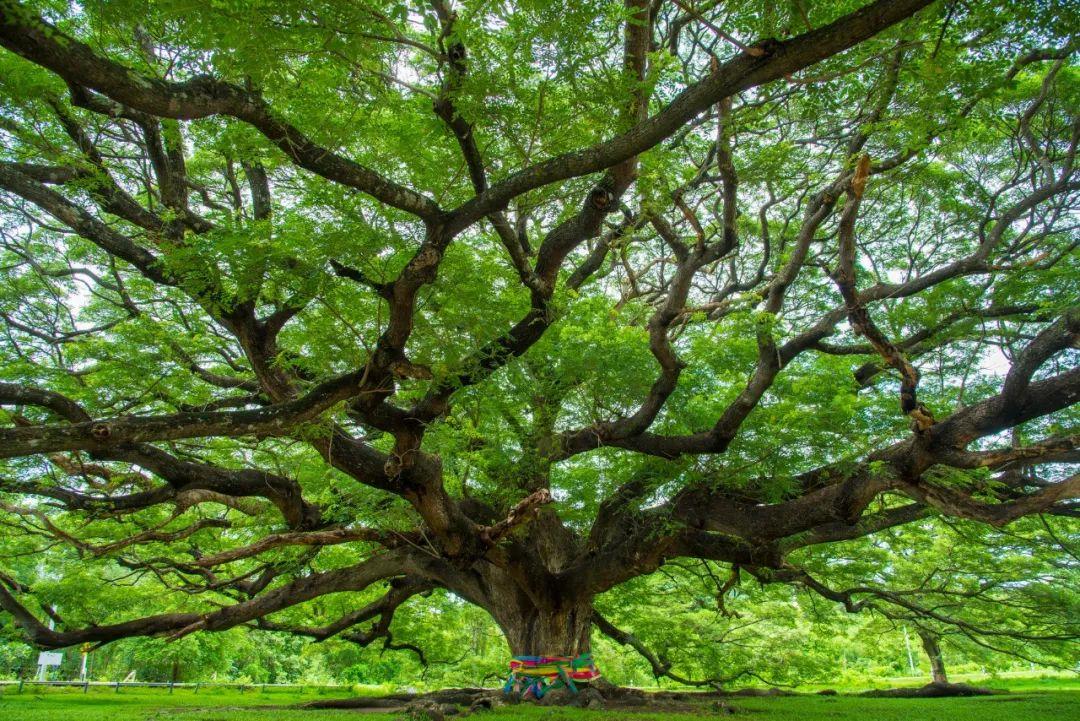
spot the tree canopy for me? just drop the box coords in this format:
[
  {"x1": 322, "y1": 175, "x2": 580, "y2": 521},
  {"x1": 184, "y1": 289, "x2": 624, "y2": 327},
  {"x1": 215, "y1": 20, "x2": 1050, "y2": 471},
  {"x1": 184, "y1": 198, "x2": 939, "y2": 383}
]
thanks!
[{"x1": 0, "y1": 0, "x2": 1076, "y2": 686}]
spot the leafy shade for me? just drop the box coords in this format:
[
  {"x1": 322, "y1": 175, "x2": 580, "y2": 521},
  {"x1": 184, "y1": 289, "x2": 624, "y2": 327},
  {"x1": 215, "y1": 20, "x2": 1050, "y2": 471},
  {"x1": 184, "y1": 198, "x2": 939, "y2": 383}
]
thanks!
[{"x1": 0, "y1": 0, "x2": 1076, "y2": 684}]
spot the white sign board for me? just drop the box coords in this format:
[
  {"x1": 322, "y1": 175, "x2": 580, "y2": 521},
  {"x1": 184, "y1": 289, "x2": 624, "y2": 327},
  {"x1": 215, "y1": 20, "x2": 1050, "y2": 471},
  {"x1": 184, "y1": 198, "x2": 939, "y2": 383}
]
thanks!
[{"x1": 37, "y1": 652, "x2": 63, "y2": 667}]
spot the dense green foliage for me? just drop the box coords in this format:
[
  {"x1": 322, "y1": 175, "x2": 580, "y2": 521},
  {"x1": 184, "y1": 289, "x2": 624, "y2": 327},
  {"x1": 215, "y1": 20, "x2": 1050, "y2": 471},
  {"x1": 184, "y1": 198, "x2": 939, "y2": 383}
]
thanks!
[
  {"x1": 0, "y1": 0, "x2": 1076, "y2": 696},
  {"x1": 2, "y1": 515, "x2": 1076, "y2": 686}
]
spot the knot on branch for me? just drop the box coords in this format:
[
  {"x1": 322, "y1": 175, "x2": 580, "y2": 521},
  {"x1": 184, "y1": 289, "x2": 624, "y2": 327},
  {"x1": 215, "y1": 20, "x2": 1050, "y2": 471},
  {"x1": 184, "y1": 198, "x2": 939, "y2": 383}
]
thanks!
[
  {"x1": 746, "y1": 38, "x2": 781, "y2": 58},
  {"x1": 447, "y1": 42, "x2": 466, "y2": 64},
  {"x1": 479, "y1": 488, "x2": 553, "y2": 546},
  {"x1": 908, "y1": 403, "x2": 936, "y2": 434},
  {"x1": 588, "y1": 186, "x2": 616, "y2": 212},
  {"x1": 432, "y1": 96, "x2": 452, "y2": 118},
  {"x1": 384, "y1": 455, "x2": 402, "y2": 478},
  {"x1": 390, "y1": 358, "x2": 433, "y2": 380},
  {"x1": 851, "y1": 154, "x2": 871, "y2": 198}
]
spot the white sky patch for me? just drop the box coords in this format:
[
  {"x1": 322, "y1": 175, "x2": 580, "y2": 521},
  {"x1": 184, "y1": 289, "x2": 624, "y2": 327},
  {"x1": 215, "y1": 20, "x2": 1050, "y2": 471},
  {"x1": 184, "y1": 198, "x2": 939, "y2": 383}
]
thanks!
[
  {"x1": 67, "y1": 284, "x2": 94, "y2": 330},
  {"x1": 978, "y1": 344, "x2": 1012, "y2": 377}
]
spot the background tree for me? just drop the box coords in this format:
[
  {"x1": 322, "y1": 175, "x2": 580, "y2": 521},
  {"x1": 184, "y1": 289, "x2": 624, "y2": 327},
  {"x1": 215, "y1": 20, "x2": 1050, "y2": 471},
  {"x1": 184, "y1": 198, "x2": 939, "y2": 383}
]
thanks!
[{"x1": 0, "y1": 0, "x2": 1076, "y2": 690}]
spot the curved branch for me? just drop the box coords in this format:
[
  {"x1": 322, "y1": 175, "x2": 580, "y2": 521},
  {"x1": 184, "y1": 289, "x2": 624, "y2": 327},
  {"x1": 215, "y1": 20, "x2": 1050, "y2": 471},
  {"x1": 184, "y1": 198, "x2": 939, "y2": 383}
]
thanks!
[
  {"x1": 193, "y1": 526, "x2": 418, "y2": 568},
  {"x1": 593, "y1": 610, "x2": 780, "y2": 688},
  {"x1": 0, "y1": 4, "x2": 440, "y2": 220},
  {"x1": 0, "y1": 368, "x2": 366, "y2": 458},
  {"x1": 0, "y1": 550, "x2": 412, "y2": 649},
  {"x1": 446, "y1": 0, "x2": 933, "y2": 229},
  {"x1": 254, "y1": 577, "x2": 431, "y2": 644}
]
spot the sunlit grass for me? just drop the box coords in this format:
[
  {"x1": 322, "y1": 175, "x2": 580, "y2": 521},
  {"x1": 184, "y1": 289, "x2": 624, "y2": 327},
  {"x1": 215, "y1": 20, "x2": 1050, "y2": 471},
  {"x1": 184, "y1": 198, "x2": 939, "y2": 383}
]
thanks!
[{"x1": 0, "y1": 677, "x2": 1077, "y2": 720}]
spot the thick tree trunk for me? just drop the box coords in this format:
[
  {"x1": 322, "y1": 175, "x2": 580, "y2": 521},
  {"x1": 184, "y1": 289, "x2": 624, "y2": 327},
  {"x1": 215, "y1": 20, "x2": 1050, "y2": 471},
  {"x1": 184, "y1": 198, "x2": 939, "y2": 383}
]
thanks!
[
  {"x1": 475, "y1": 509, "x2": 597, "y2": 659},
  {"x1": 487, "y1": 596, "x2": 602, "y2": 705},
  {"x1": 918, "y1": 630, "x2": 948, "y2": 684},
  {"x1": 498, "y1": 601, "x2": 594, "y2": 657}
]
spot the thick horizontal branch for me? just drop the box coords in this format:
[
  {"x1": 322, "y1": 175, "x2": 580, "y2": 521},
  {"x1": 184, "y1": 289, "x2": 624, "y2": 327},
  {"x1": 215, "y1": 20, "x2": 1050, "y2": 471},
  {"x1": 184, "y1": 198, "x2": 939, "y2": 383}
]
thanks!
[
  {"x1": 0, "y1": 2, "x2": 440, "y2": 220},
  {"x1": 898, "y1": 472, "x2": 1080, "y2": 527},
  {"x1": 780, "y1": 502, "x2": 931, "y2": 553},
  {"x1": 193, "y1": 526, "x2": 418, "y2": 567},
  {"x1": 930, "y1": 365, "x2": 1080, "y2": 449},
  {"x1": 0, "y1": 369, "x2": 366, "y2": 458},
  {"x1": 0, "y1": 550, "x2": 411, "y2": 649}
]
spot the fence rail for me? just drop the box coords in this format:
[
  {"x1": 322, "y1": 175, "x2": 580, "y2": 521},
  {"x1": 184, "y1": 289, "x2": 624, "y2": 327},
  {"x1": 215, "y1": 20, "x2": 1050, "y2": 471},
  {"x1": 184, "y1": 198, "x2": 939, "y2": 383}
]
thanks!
[{"x1": 0, "y1": 679, "x2": 352, "y2": 694}]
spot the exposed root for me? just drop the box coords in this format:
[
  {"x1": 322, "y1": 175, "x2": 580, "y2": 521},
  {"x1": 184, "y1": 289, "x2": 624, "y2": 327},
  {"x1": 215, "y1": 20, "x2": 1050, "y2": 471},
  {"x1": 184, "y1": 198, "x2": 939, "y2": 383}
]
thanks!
[
  {"x1": 298, "y1": 687, "x2": 496, "y2": 710},
  {"x1": 294, "y1": 683, "x2": 741, "y2": 714},
  {"x1": 861, "y1": 681, "x2": 1006, "y2": 698},
  {"x1": 293, "y1": 681, "x2": 1004, "y2": 715},
  {"x1": 602, "y1": 691, "x2": 736, "y2": 713}
]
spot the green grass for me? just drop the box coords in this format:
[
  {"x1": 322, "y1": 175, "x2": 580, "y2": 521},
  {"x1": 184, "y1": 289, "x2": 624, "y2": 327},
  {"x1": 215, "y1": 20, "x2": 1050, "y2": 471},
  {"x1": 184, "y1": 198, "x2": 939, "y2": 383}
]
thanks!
[
  {"x1": 728, "y1": 693, "x2": 1080, "y2": 721},
  {"x1": 0, "y1": 686, "x2": 367, "y2": 721},
  {"x1": 794, "y1": 672, "x2": 1080, "y2": 695},
  {"x1": 0, "y1": 679, "x2": 1077, "y2": 720}
]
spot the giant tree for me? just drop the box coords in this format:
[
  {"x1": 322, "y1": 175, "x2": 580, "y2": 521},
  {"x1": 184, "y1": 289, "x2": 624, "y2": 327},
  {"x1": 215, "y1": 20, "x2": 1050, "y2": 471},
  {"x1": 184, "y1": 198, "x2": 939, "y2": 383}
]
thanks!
[{"x1": 0, "y1": 0, "x2": 1077, "y2": 690}]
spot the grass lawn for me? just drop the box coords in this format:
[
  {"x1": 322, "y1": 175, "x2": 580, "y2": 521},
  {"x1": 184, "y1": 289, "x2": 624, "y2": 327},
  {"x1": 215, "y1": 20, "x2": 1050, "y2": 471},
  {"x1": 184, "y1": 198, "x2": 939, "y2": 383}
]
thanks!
[{"x1": 0, "y1": 678, "x2": 1077, "y2": 720}]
